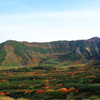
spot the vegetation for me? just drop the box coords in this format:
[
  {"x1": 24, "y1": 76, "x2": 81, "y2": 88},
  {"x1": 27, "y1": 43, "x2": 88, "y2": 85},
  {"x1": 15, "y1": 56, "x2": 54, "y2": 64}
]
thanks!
[
  {"x1": 0, "y1": 38, "x2": 100, "y2": 66},
  {"x1": 0, "y1": 43, "x2": 6, "y2": 63},
  {"x1": 0, "y1": 61, "x2": 100, "y2": 99},
  {"x1": 0, "y1": 38, "x2": 100, "y2": 99}
]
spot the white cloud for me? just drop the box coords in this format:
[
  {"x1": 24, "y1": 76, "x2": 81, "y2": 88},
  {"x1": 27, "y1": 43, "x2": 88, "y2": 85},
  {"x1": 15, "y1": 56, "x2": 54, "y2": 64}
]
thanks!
[
  {"x1": 0, "y1": 10, "x2": 100, "y2": 43},
  {"x1": 1, "y1": 11, "x2": 100, "y2": 26}
]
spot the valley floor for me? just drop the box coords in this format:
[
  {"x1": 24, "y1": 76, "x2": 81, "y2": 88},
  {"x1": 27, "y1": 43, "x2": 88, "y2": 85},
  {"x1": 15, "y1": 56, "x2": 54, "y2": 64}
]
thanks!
[
  {"x1": 0, "y1": 62, "x2": 100, "y2": 100},
  {"x1": 0, "y1": 96, "x2": 29, "y2": 100}
]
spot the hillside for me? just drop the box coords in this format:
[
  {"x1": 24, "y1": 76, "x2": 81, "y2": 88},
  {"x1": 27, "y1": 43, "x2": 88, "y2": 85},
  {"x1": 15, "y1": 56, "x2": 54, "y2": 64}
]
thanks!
[
  {"x1": 0, "y1": 37, "x2": 100, "y2": 67},
  {"x1": 0, "y1": 37, "x2": 100, "y2": 99}
]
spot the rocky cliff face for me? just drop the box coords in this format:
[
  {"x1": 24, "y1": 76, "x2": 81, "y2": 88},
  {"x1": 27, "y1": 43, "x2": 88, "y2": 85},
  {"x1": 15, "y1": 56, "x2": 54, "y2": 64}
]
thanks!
[{"x1": 0, "y1": 37, "x2": 100, "y2": 66}]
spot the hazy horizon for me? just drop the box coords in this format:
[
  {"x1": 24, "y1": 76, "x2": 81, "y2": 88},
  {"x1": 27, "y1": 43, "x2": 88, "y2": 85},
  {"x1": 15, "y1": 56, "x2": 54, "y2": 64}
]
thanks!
[{"x1": 1, "y1": 36, "x2": 100, "y2": 44}]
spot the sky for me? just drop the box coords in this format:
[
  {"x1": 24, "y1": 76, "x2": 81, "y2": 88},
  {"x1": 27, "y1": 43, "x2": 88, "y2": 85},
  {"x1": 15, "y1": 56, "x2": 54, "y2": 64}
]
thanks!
[{"x1": 0, "y1": 0, "x2": 100, "y2": 43}]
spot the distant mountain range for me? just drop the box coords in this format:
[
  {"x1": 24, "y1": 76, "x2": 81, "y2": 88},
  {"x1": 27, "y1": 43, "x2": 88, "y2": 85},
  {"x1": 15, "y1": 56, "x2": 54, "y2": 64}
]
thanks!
[{"x1": 0, "y1": 37, "x2": 100, "y2": 67}]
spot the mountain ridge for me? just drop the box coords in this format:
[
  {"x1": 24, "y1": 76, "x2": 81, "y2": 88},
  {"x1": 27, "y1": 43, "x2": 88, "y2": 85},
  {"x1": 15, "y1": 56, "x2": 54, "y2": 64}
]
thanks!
[
  {"x1": 0, "y1": 37, "x2": 100, "y2": 67},
  {"x1": 1, "y1": 36, "x2": 100, "y2": 44}
]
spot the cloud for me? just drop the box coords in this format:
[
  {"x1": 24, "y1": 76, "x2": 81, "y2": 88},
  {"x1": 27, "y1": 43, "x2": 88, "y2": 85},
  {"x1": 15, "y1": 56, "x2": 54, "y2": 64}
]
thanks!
[
  {"x1": 0, "y1": 10, "x2": 100, "y2": 43},
  {"x1": 1, "y1": 10, "x2": 100, "y2": 22},
  {"x1": 0, "y1": 10, "x2": 100, "y2": 29}
]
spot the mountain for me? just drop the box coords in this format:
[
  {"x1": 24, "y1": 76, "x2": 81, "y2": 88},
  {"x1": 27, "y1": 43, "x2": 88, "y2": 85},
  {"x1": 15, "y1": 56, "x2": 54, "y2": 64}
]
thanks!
[{"x1": 0, "y1": 37, "x2": 100, "y2": 67}]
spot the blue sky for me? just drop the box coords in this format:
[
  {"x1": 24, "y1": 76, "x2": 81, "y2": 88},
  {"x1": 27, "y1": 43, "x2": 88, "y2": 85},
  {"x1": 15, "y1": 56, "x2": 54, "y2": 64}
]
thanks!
[{"x1": 0, "y1": 0, "x2": 100, "y2": 43}]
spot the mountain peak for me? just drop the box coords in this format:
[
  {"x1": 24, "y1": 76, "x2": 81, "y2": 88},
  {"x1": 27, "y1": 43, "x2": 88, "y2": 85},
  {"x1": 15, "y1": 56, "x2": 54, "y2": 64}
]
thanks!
[{"x1": 88, "y1": 37, "x2": 100, "y2": 41}]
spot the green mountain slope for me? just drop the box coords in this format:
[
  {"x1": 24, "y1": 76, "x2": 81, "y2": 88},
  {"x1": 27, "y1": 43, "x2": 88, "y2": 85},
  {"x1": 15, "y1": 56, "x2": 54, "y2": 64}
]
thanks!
[{"x1": 0, "y1": 37, "x2": 100, "y2": 67}]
